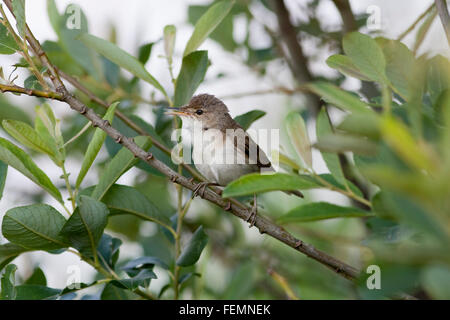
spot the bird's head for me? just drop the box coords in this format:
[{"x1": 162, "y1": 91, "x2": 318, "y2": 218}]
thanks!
[{"x1": 165, "y1": 94, "x2": 230, "y2": 129}]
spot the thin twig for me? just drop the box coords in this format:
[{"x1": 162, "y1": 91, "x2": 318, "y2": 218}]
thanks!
[
  {"x1": 0, "y1": 4, "x2": 49, "y2": 91},
  {"x1": 435, "y1": 0, "x2": 450, "y2": 45},
  {"x1": 0, "y1": 83, "x2": 63, "y2": 99},
  {"x1": 267, "y1": 269, "x2": 299, "y2": 300},
  {"x1": 398, "y1": 3, "x2": 435, "y2": 41}
]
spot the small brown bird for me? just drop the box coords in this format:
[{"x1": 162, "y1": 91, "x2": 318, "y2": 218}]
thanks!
[{"x1": 166, "y1": 94, "x2": 303, "y2": 226}]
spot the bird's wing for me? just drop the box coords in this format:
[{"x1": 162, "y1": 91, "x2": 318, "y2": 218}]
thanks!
[{"x1": 226, "y1": 125, "x2": 272, "y2": 169}]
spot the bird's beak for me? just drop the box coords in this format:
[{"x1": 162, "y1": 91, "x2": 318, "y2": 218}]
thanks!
[{"x1": 164, "y1": 107, "x2": 189, "y2": 117}]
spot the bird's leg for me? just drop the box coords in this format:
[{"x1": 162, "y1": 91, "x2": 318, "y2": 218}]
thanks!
[
  {"x1": 193, "y1": 181, "x2": 220, "y2": 197},
  {"x1": 246, "y1": 193, "x2": 258, "y2": 228}
]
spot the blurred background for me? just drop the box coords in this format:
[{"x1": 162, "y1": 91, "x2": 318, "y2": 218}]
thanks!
[{"x1": 0, "y1": 0, "x2": 448, "y2": 299}]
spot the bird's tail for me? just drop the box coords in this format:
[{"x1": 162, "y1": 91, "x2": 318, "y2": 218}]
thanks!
[{"x1": 284, "y1": 190, "x2": 304, "y2": 198}]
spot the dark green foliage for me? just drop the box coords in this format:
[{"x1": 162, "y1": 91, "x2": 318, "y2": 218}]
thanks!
[{"x1": 0, "y1": 0, "x2": 448, "y2": 301}]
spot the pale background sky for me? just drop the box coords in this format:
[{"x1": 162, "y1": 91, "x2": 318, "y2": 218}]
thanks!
[{"x1": 0, "y1": 0, "x2": 447, "y2": 294}]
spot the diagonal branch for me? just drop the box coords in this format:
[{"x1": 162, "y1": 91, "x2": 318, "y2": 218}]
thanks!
[
  {"x1": 397, "y1": 3, "x2": 435, "y2": 41},
  {"x1": 435, "y1": 0, "x2": 450, "y2": 46},
  {"x1": 2, "y1": 0, "x2": 360, "y2": 281},
  {"x1": 0, "y1": 83, "x2": 63, "y2": 100},
  {"x1": 269, "y1": 0, "x2": 320, "y2": 115},
  {"x1": 331, "y1": 0, "x2": 357, "y2": 32}
]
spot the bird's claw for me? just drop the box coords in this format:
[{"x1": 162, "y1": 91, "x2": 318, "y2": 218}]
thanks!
[
  {"x1": 246, "y1": 203, "x2": 257, "y2": 228},
  {"x1": 224, "y1": 201, "x2": 232, "y2": 211},
  {"x1": 193, "y1": 182, "x2": 210, "y2": 197}
]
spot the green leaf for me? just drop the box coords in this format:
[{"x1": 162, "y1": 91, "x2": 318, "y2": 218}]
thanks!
[
  {"x1": 380, "y1": 115, "x2": 431, "y2": 171},
  {"x1": 12, "y1": 0, "x2": 26, "y2": 39},
  {"x1": 183, "y1": 0, "x2": 234, "y2": 56},
  {"x1": 316, "y1": 108, "x2": 347, "y2": 182},
  {"x1": 176, "y1": 226, "x2": 208, "y2": 267},
  {"x1": 60, "y1": 196, "x2": 109, "y2": 259},
  {"x1": 316, "y1": 108, "x2": 346, "y2": 186},
  {"x1": 0, "y1": 137, "x2": 63, "y2": 203},
  {"x1": 277, "y1": 151, "x2": 301, "y2": 172},
  {"x1": 278, "y1": 202, "x2": 372, "y2": 224},
  {"x1": 101, "y1": 283, "x2": 138, "y2": 300},
  {"x1": 79, "y1": 33, "x2": 167, "y2": 98},
  {"x1": 2, "y1": 120, "x2": 55, "y2": 157},
  {"x1": 222, "y1": 262, "x2": 254, "y2": 299},
  {"x1": 285, "y1": 112, "x2": 312, "y2": 168},
  {"x1": 15, "y1": 285, "x2": 60, "y2": 300},
  {"x1": 307, "y1": 81, "x2": 372, "y2": 114},
  {"x1": 46, "y1": 0, "x2": 61, "y2": 35},
  {"x1": 102, "y1": 57, "x2": 120, "y2": 87},
  {"x1": 75, "y1": 102, "x2": 118, "y2": 189},
  {"x1": 0, "y1": 22, "x2": 20, "y2": 54},
  {"x1": 326, "y1": 54, "x2": 371, "y2": 81},
  {"x1": 314, "y1": 133, "x2": 378, "y2": 156},
  {"x1": 357, "y1": 264, "x2": 421, "y2": 299},
  {"x1": 24, "y1": 75, "x2": 42, "y2": 90},
  {"x1": 96, "y1": 234, "x2": 122, "y2": 270},
  {"x1": 376, "y1": 38, "x2": 415, "y2": 100},
  {"x1": 0, "y1": 243, "x2": 27, "y2": 271},
  {"x1": 34, "y1": 104, "x2": 65, "y2": 165},
  {"x1": 163, "y1": 25, "x2": 176, "y2": 64},
  {"x1": 222, "y1": 173, "x2": 320, "y2": 198},
  {"x1": 137, "y1": 42, "x2": 154, "y2": 64},
  {"x1": 91, "y1": 136, "x2": 152, "y2": 200},
  {"x1": 121, "y1": 256, "x2": 169, "y2": 273},
  {"x1": 427, "y1": 55, "x2": 450, "y2": 106},
  {"x1": 0, "y1": 160, "x2": 7, "y2": 200},
  {"x1": 24, "y1": 267, "x2": 47, "y2": 286},
  {"x1": 342, "y1": 32, "x2": 388, "y2": 84},
  {"x1": 422, "y1": 264, "x2": 450, "y2": 299},
  {"x1": 188, "y1": 4, "x2": 238, "y2": 52},
  {"x1": 337, "y1": 112, "x2": 381, "y2": 139},
  {"x1": 318, "y1": 173, "x2": 364, "y2": 198},
  {"x1": 377, "y1": 192, "x2": 448, "y2": 243},
  {"x1": 110, "y1": 268, "x2": 157, "y2": 290},
  {"x1": 2, "y1": 204, "x2": 68, "y2": 251},
  {"x1": 0, "y1": 264, "x2": 17, "y2": 300},
  {"x1": 101, "y1": 184, "x2": 170, "y2": 226},
  {"x1": 57, "y1": 4, "x2": 102, "y2": 81},
  {"x1": 178, "y1": 272, "x2": 201, "y2": 287},
  {"x1": 42, "y1": 40, "x2": 84, "y2": 76},
  {"x1": 234, "y1": 110, "x2": 266, "y2": 130},
  {"x1": 174, "y1": 50, "x2": 209, "y2": 107}
]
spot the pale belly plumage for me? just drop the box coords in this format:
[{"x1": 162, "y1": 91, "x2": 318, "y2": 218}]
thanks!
[
  {"x1": 181, "y1": 117, "x2": 263, "y2": 186},
  {"x1": 191, "y1": 132, "x2": 260, "y2": 186}
]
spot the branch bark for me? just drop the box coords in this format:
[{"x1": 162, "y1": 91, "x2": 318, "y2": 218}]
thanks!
[
  {"x1": 2, "y1": 0, "x2": 360, "y2": 281},
  {"x1": 435, "y1": 0, "x2": 450, "y2": 46},
  {"x1": 269, "y1": 0, "x2": 320, "y2": 115},
  {"x1": 332, "y1": 0, "x2": 357, "y2": 32}
]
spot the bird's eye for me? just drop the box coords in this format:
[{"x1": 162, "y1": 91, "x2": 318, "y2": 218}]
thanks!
[{"x1": 196, "y1": 109, "x2": 203, "y2": 115}]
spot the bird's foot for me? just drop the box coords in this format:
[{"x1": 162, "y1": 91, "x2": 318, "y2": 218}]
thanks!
[
  {"x1": 246, "y1": 194, "x2": 258, "y2": 228},
  {"x1": 224, "y1": 201, "x2": 232, "y2": 211},
  {"x1": 193, "y1": 182, "x2": 218, "y2": 197}
]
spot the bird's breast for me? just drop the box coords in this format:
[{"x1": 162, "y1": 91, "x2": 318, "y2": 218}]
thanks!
[{"x1": 191, "y1": 134, "x2": 259, "y2": 185}]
